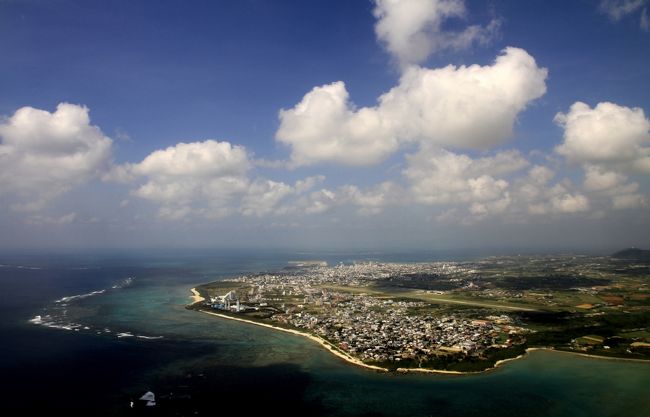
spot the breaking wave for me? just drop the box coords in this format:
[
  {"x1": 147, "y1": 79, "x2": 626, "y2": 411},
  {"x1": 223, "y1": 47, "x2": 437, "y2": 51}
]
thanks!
[
  {"x1": 52, "y1": 277, "x2": 133, "y2": 305},
  {"x1": 55, "y1": 289, "x2": 106, "y2": 304},
  {"x1": 28, "y1": 277, "x2": 163, "y2": 341}
]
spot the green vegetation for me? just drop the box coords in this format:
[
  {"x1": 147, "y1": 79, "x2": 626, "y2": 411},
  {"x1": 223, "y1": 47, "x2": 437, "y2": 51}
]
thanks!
[
  {"x1": 619, "y1": 330, "x2": 650, "y2": 340},
  {"x1": 612, "y1": 248, "x2": 650, "y2": 261},
  {"x1": 519, "y1": 310, "x2": 650, "y2": 359},
  {"x1": 494, "y1": 275, "x2": 610, "y2": 290},
  {"x1": 190, "y1": 252, "x2": 650, "y2": 372},
  {"x1": 367, "y1": 345, "x2": 528, "y2": 373}
]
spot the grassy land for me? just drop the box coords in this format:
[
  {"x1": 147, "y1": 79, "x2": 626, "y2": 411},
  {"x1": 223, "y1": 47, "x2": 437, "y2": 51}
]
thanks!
[
  {"x1": 519, "y1": 310, "x2": 650, "y2": 360},
  {"x1": 197, "y1": 281, "x2": 244, "y2": 298},
  {"x1": 619, "y1": 330, "x2": 650, "y2": 340},
  {"x1": 191, "y1": 255, "x2": 650, "y2": 369},
  {"x1": 323, "y1": 284, "x2": 541, "y2": 311},
  {"x1": 407, "y1": 293, "x2": 540, "y2": 311}
]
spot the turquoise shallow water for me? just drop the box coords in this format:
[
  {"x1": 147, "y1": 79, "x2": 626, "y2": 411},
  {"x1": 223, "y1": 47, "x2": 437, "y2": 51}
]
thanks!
[{"x1": 3, "y1": 250, "x2": 649, "y2": 416}]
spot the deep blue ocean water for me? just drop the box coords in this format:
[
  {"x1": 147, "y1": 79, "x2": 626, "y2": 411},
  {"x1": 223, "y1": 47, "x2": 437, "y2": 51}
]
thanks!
[{"x1": 0, "y1": 249, "x2": 648, "y2": 416}]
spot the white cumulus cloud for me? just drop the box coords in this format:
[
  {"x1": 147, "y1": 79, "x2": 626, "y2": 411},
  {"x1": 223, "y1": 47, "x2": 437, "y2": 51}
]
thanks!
[
  {"x1": 116, "y1": 140, "x2": 332, "y2": 220},
  {"x1": 240, "y1": 177, "x2": 324, "y2": 217},
  {"x1": 582, "y1": 165, "x2": 646, "y2": 210},
  {"x1": 373, "y1": 0, "x2": 500, "y2": 66},
  {"x1": 134, "y1": 140, "x2": 249, "y2": 179},
  {"x1": 554, "y1": 101, "x2": 650, "y2": 171},
  {"x1": 551, "y1": 193, "x2": 590, "y2": 213},
  {"x1": 121, "y1": 140, "x2": 251, "y2": 219},
  {"x1": 403, "y1": 146, "x2": 528, "y2": 209},
  {"x1": 277, "y1": 47, "x2": 547, "y2": 167},
  {"x1": 0, "y1": 103, "x2": 113, "y2": 211},
  {"x1": 583, "y1": 165, "x2": 628, "y2": 191},
  {"x1": 276, "y1": 81, "x2": 399, "y2": 166}
]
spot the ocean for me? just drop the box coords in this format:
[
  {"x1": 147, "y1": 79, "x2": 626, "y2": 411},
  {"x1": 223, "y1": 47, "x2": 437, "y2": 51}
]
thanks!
[{"x1": 0, "y1": 249, "x2": 648, "y2": 416}]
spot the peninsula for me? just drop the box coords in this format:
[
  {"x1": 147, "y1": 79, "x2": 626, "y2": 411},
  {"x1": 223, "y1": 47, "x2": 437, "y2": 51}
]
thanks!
[{"x1": 188, "y1": 253, "x2": 650, "y2": 373}]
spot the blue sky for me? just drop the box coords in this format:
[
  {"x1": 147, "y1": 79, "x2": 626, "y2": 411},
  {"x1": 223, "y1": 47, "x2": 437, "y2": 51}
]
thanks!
[{"x1": 1, "y1": 0, "x2": 649, "y2": 251}]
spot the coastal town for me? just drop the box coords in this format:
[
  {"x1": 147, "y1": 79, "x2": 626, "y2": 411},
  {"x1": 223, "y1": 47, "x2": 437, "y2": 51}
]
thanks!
[
  {"x1": 190, "y1": 253, "x2": 650, "y2": 371},
  {"x1": 280, "y1": 297, "x2": 522, "y2": 364}
]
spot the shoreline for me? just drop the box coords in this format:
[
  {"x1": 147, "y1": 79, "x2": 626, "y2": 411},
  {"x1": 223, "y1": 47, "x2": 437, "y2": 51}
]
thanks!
[
  {"x1": 197, "y1": 309, "x2": 388, "y2": 372},
  {"x1": 189, "y1": 288, "x2": 205, "y2": 304},
  {"x1": 395, "y1": 352, "x2": 529, "y2": 375},
  {"x1": 533, "y1": 346, "x2": 650, "y2": 364},
  {"x1": 189, "y1": 290, "x2": 649, "y2": 374},
  {"x1": 195, "y1": 307, "x2": 506, "y2": 375}
]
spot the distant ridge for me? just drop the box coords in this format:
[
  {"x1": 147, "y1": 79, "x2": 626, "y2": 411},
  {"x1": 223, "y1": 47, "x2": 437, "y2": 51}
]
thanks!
[{"x1": 611, "y1": 248, "x2": 650, "y2": 261}]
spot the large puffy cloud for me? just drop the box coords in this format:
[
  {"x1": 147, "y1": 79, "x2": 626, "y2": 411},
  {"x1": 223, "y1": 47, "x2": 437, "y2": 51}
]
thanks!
[
  {"x1": 508, "y1": 162, "x2": 646, "y2": 217},
  {"x1": 554, "y1": 101, "x2": 650, "y2": 170},
  {"x1": 511, "y1": 166, "x2": 557, "y2": 214},
  {"x1": 404, "y1": 147, "x2": 528, "y2": 210},
  {"x1": 373, "y1": 0, "x2": 499, "y2": 66},
  {"x1": 554, "y1": 102, "x2": 650, "y2": 212},
  {"x1": 378, "y1": 48, "x2": 547, "y2": 148},
  {"x1": 123, "y1": 140, "x2": 251, "y2": 219},
  {"x1": 118, "y1": 140, "x2": 331, "y2": 220},
  {"x1": 582, "y1": 165, "x2": 646, "y2": 210},
  {"x1": 0, "y1": 103, "x2": 113, "y2": 211},
  {"x1": 240, "y1": 176, "x2": 324, "y2": 217},
  {"x1": 240, "y1": 180, "x2": 294, "y2": 217},
  {"x1": 583, "y1": 165, "x2": 628, "y2": 191},
  {"x1": 134, "y1": 140, "x2": 250, "y2": 179},
  {"x1": 401, "y1": 146, "x2": 612, "y2": 223},
  {"x1": 277, "y1": 47, "x2": 547, "y2": 166},
  {"x1": 276, "y1": 81, "x2": 399, "y2": 166}
]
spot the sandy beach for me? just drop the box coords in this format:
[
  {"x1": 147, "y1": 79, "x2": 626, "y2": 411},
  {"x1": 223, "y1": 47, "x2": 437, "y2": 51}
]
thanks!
[
  {"x1": 197, "y1": 309, "x2": 388, "y2": 372},
  {"x1": 190, "y1": 290, "x2": 647, "y2": 375},
  {"x1": 529, "y1": 347, "x2": 650, "y2": 364},
  {"x1": 195, "y1": 305, "x2": 533, "y2": 375},
  {"x1": 198, "y1": 308, "x2": 511, "y2": 375},
  {"x1": 396, "y1": 351, "x2": 528, "y2": 375},
  {"x1": 395, "y1": 347, "x2": 650, "y2": 375},
  {"x1": 395, "y1": 367, "x2": 474, "y2": 375},
  {"x1": 190, "y1": 288, "x2": 205, "y2": 304}
]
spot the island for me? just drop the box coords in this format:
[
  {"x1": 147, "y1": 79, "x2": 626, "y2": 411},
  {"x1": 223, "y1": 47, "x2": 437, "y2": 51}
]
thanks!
[{"x1": 187, "y1": 252, "x2": 650, "y2": 373}]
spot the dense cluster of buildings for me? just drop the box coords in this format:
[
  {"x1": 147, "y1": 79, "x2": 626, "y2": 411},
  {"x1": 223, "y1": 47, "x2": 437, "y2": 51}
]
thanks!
[
  {"x1": 207, "y1": 262, "x2": 526, "y2": 363},
  {"x1": 274, "y1": 294, "x2": 521, "y2": 362},
  {"x1": 231, "y1": 261, "x2": 474, "y2": 288}
]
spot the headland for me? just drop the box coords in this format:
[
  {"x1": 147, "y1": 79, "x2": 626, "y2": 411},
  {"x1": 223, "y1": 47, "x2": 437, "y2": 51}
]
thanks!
[{"x1": 187, "y1": 253, "x2": 650, "y2": 373}]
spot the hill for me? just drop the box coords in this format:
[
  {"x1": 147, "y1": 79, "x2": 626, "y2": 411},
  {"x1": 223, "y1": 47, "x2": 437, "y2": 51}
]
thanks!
[{"x1": 612, "y1": 248, "x2": 650, "y2": 261}]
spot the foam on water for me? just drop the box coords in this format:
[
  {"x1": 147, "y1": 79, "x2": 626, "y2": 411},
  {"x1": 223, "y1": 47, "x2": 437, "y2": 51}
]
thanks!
[
  {"x1": 55, "y1": 289, "x2": 106, "y2": 304},
  {"x1": 28, "y1": 276, "x2": 163, "y2": 341}
]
